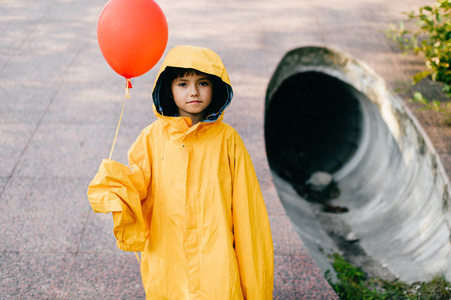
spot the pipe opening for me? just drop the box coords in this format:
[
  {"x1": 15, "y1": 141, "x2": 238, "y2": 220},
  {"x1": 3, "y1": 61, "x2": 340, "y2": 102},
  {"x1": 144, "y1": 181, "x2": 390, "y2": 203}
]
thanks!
[{"x1": 265, "y1": 71, "x2": 362, "y2": 184}]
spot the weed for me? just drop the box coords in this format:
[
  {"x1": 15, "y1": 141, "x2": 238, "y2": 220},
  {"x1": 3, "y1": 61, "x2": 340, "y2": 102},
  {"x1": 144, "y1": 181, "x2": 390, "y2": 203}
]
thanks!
[
  {"x1": 410, "y1": 91, "x2": 451, "y2": 125},
  {"x1": 326, "y1": 253, "x2": 451, "y2": 300}
]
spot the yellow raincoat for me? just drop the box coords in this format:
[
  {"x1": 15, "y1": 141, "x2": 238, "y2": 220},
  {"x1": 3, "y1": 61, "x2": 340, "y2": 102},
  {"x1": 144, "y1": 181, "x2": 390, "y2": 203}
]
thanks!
[{"x1": 88, "y1": 45, "x2": 274, "y2": 299}]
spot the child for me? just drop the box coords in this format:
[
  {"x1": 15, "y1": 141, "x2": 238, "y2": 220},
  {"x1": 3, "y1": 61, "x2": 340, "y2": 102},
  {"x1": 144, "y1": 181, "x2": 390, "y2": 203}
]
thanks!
[{"x1": 88, "y1": 45, "x2": 274, "y2": 299}]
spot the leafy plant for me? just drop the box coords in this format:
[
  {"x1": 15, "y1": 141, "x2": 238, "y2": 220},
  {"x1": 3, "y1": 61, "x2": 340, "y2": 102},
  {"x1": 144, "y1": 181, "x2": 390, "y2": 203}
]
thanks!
[
  {"x1": 386, "y1": 0, "x2": 451, "y2": 95},
  {"x1": 386, "y1": 0, "x2": 451, "y2": 124}
]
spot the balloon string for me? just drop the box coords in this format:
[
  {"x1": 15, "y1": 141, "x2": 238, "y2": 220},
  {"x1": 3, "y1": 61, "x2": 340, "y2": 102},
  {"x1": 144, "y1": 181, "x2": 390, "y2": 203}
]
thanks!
[{"x1": 108, "y1": 88, "x2": 129, "y2": 160}]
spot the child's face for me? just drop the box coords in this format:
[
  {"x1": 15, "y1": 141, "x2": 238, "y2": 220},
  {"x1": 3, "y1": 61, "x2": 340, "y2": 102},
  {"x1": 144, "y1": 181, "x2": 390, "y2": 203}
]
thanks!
[{"x1": 171, "y1": 73, "x2": 213, "y2": 122}]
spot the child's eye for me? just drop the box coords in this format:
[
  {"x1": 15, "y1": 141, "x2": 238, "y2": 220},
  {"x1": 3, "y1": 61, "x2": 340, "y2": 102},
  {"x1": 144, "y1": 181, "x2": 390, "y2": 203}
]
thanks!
[
  {"x1": 199, "y1": 81, "x2": 210, "y2": 86},
  {"x1": 178, "y1": 83, "x2": 187, "y2": 87}
]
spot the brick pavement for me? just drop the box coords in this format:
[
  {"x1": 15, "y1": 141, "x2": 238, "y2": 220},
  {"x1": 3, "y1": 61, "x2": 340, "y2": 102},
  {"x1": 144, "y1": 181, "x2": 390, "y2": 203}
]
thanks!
[{"x1": 0, "y1": 0, "x2": 437, "y2": 298}]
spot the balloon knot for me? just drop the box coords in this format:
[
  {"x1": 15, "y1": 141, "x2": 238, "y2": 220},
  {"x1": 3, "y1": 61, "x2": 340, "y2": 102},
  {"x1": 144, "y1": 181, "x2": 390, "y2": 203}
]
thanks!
[{"x1": 125, "y1": 78, "x2": 132, "y2": 98}]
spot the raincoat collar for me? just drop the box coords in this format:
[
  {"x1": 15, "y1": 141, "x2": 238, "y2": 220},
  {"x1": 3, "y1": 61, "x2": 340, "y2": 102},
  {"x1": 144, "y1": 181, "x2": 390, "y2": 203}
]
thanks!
[
  {"x1": 152, "y1": 45, "x2": 233, "y2": 123},
  {"x1": 153, "y1": 104, "x2": 223, "y2": 144}
]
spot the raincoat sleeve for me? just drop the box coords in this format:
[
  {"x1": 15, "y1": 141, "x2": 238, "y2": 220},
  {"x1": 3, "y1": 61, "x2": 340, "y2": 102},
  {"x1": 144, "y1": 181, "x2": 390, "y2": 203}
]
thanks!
[
  {"x1": 87, "y1": 133, "x2": 151, "y2": 252},
  {"x1": 231, "y1": 136, "x2": 274, "y2": 300}
]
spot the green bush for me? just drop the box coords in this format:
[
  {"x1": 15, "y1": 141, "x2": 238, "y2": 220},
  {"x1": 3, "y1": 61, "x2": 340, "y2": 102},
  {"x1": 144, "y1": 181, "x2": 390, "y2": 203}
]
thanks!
[{"x1": 386, "y1": 0, "x2": 451, "y2": 96}]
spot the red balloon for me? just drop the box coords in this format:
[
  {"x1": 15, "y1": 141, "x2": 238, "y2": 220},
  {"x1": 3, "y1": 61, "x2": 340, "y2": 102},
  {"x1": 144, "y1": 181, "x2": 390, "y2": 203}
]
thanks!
[{"x1": 97, "y1": 0, "x2": 168, "y2": 79}]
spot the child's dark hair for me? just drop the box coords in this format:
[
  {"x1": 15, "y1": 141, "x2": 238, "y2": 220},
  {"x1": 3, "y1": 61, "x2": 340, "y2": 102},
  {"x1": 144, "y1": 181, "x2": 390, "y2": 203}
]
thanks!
[{"x1": 159, "y1": 67, "x2": 228, "y2": 118}]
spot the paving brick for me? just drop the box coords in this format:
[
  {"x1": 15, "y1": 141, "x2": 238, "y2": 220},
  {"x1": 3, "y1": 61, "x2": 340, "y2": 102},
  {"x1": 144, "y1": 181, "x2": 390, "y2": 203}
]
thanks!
[
  {"x1": 0, "y1": 177, "x2": 90, "y2": 253},
  {"x1": 14, "y1": 123, "x2": 143, "y2": 178},
  {"x1": 62, "y1": 252, "x2": 145, "y2": 300},
  {"x1": 0, "y1": 251, "x2": 73, "y2": 299},
  {"x1": 0, "y1": 124, "x2": 35, "y2": 177}
]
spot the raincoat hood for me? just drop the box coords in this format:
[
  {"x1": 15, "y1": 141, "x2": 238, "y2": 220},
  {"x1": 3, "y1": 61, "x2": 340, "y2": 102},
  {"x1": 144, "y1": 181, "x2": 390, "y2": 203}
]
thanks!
[{"x1": 152, "y1": 45, "x2": 233, "y2": 122}]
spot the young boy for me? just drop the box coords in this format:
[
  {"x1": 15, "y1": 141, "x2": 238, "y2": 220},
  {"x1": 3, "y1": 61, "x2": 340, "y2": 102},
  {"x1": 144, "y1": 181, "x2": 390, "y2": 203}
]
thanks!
[{"x1": 88, "y1": 45, "x2": 274, "y2": 299}]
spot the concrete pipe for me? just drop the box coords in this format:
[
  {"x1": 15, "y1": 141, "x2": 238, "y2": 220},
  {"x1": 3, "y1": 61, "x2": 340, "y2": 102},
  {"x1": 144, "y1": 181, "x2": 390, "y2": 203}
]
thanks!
[{"x1": 265, "y1": 46, "x2": 451, "y2": 283}]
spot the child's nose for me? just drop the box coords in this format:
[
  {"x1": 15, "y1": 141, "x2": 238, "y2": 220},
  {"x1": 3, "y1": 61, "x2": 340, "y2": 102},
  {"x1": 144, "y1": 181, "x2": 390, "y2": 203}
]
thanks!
[{"x1": 190, "y1": 86, "x2": 199, "y2": 95}]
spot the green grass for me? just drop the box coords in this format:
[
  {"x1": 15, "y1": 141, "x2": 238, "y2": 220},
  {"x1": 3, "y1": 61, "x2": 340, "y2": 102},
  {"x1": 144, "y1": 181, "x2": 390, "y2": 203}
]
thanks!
[{"x1": 326, "y1": 254, "x2": 451, "y2": 300}]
